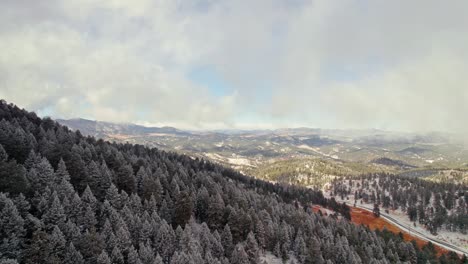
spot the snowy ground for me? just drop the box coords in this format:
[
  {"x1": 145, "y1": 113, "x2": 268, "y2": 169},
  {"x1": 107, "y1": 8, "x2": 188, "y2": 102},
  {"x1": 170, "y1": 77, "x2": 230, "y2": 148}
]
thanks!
[
  {"x1": 297, "y1": 145, "x2": 339, "y2": 159},
  {"x1": 227, "y1": 157, "x2": 253, "y2": 166},
  {"x1": 261, "y1": 252, "x2": 298, "y2": 264}
]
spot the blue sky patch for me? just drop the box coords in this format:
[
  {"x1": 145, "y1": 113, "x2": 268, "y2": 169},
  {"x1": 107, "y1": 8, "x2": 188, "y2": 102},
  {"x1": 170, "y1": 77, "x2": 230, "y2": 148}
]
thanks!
[{"x1": 188, "y1": 66, "x2": 231, "y2": 97}]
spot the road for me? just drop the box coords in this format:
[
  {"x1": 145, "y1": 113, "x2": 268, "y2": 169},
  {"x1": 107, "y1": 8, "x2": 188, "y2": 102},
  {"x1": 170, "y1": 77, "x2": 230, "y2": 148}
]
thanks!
[{"x1": 355, "y1": 204, "x2": 468, "y2": 256}]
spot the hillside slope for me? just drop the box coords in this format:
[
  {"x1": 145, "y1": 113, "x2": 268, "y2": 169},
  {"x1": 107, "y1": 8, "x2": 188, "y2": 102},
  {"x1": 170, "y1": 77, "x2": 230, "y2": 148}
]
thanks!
[{"x1": 0, "y1": 101, "x2": 464, "y2": 263}]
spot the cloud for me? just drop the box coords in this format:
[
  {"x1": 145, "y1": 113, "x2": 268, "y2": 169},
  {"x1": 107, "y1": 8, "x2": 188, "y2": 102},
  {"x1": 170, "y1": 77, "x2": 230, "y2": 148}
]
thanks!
[
  {"x1": 0, "y1": 0, "x2": 467, "y2": 131},
  {"x1": 324, "y1": 49, "x2": 468, "y2": 132},
  {"x1": 0, "y1": 0, "x2": 237, "y2": 128},
  {"x1": 269, "y1": 0, "x2": 468, "y2": 132}
]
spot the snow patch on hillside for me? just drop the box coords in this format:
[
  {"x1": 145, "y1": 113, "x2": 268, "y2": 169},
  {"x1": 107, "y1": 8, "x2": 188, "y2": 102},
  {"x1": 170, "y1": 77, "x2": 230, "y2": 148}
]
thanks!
[
  {"x1": 228, "y1": 157, "x2": 252, "y2": 166},
  {"x1": 261, "y1": 252, "x2": 298, "y2": 264},
  {"x1": 298, "y1": 145, "x2": 339, "y2": 159}
]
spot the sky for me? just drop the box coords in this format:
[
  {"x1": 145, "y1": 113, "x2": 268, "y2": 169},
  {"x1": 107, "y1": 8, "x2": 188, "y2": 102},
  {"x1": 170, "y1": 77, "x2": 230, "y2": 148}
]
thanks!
[{"x1": 1, "y1": 0, "x2": 468, "y2": 132}]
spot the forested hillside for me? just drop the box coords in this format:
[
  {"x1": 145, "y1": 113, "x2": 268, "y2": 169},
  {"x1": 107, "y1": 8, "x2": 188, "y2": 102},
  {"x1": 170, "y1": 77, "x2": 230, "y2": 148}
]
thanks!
[
  {"x1": 0, "y1": 100, "x2": 464, "y2": 264},
  {"x1": 247, "y1": 158, "x2": 385, "y2": 188},
  {"x1": 331, "y1": 174, "x2": 467, "y2": 235}
]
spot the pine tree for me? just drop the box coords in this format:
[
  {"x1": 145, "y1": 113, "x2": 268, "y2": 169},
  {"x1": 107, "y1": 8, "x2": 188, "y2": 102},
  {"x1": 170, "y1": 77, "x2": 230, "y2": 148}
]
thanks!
[
  {"x1": 68, "y1": 146, "x2": 88, "y2": 192},
  {"x1": 0, "y1": 194, "x2": 25, "y2": 260},
  {"x1": 221, "y1": 224, "x2": 234, "y2": 258},
  {"x1": 111, "y1": 246, "x2": 125, "y2": 264},
  {"x1": 0, "y1": 152, "x2": 29, "y2": 194},
  {"x1": 207, "y1": 193, "x2": 225, "y2": 230},
  {"x1": 49, "y1": 225, "x2": 66, "y2": 261},
  {"x1": 204, "y1": 250, "x2": 220, "y2": 264},
  {"x1": 408, "y1": 243, "x2": 417, "y2": 264},
  {"x1": 13, "y1": 193, "x2": 30, "y2": 218},
  {"x1": 245, "y1": 232, "x2": 259, "y2": 264},
  {"x1": 127, "y1": 245, "x2": 142, "y2": 264},
  {"x1": 173, "y1": 191, "x2": 193, "y2": 228},
  {"x1": 81, "y1": 204, "x2": 97, "y2": 230},
  {"x1": 139, "y1": 241, "x2": 155, "y2": 264},
  {"x1": 152, "y1": 254, "x2": 163, "y2": 264},
  {"x1": 116, "y1": 164, "x2": 136, "y2": 195},
  {"x1": 159, "y1": 197, "x2": 172, "y2": 223},
  {"x1": 0, "y1": 194, "x2": 25, "y2": 238},
  {"x1": 170, "y1": 251, "x2": 191, "y2": 264},
  {"x1": 210, "y1": 230, "x2": 225, "y2": 259},
  {"x1": 281, "y1": 241, "x2": 289, "y2": 262},
  {"x1": 116, "y1": 225, "x2": 132, "y2": 253},
  {"x1": 55, "y1": 159, "x2": 71, "y2": 184},
  {"x1": 24, "y1": 150, "x2": 41, "y2": 171},
  {"x1": 98, "y1": 161, "x2": 112, "y2": 198},
  {"x1": 145, "y1": 194, "x2": 158, "y2": 215},
  {"x1": 106, "y1": 183, "x2": 121, "y2": 209},
  {"x1": 81, "y1": 185, "x2": 98, "y2": 211},
  {"x1": 43, "y1": 192, "x2": 65, "y2": 230},
  {"x1": 33, "y1": 157, "x2": 55, "y2": 192},
  {"x1": 308, "y1": 237, "x2": 324, "y2": 264},
  {"x1": 231, "y1": 244, "x2": 250, "y2": 264},
  {"x1": 293, "y1": 230, "x2": 307, "y2": 263},
  {"x1": 97, "y1": 250, "x2": 112, "y2": 264},
  {"x1": 23, "y1": 230, "x2": 56, "y2": 264},
  {"x1": 78, "y1": 229, "x2": 105, "y2": 263},
  {"x1": 228, "y1": 210, "x2": 252, "y2": 244},
  {"x1": 154, "y1": 220, "x2": 175, "y2": 263},
  {"x1": 195, "y1": 186, "x2": 210, "y2": 222},
  {"x1": 86, "y1": 160, "x2": 110, "y2": 200},
  {"x1": 62, "y1": 220, "x2": 81, "y2": 245},
  {"x1": 150, "y1": 177, "x2": 163, "y2": 206},
  {"x1": 139, "y1": 220, "x2": 153, "y2": 244},
  {"x1": 254, "y1": 218, "x2": 266, "y2": 251},
  {"x1": 56, "y1": 176, "x2": 75, "y2": 201},
  {"x1": 136, "y1": 167, "x2": 147, "y2": 196},
  {"x1": 68, "y1": 193, "x2": 82, "y2": 223}
]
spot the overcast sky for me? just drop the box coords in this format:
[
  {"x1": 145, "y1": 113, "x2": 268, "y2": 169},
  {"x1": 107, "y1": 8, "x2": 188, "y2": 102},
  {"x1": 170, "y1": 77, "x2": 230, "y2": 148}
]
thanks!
[{"x1": 1, "y1": 0, "x2": 467, "y2": 131}]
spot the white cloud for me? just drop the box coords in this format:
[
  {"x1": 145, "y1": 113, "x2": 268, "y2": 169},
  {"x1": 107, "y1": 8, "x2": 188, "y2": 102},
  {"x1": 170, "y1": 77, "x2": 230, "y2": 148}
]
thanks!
[{"x1": 0, "y1": 0, "x2": 467, "y2": 131}]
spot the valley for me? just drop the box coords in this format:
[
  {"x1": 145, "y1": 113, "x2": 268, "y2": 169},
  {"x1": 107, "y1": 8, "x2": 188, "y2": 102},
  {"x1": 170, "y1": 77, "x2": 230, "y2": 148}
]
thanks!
[{"x1": 58, "y1": 118, "x2": 468, "y2": 186}]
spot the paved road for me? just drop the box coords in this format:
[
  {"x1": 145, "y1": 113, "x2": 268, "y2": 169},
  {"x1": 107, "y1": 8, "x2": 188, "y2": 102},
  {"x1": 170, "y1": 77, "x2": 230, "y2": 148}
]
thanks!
[{"x1": 355, "y1": 204, "x2": 468, "y2": 256}]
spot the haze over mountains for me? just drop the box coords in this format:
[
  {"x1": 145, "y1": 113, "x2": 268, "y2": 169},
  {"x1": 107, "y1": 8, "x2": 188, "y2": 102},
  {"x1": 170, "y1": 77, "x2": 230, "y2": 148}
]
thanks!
[
  {"x1": 57, "y1": 118, "x2": 189, "y2": 138},
  {"x1": 58, "y1": 118, "x2": 468, "y2": 172}
]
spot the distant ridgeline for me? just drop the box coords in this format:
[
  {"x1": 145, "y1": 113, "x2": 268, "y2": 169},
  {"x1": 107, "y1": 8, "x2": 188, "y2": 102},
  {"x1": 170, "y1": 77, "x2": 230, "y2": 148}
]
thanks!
[{"x1": 0, "y1": 100, "x2": 464, "y2": 264}]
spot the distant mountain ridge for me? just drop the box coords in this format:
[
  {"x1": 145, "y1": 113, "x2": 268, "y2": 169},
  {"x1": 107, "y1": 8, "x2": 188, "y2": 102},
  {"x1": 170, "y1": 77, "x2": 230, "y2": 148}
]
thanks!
[
  {"x1": 58, "y1": 119, "x2": 412, "y2": 138},
  {"x1": 57, "y1": 118, "x2": 468, "y2": 177},
  {"x1": 57, "y1": 118, "x2": 190, "y2": 137}
]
